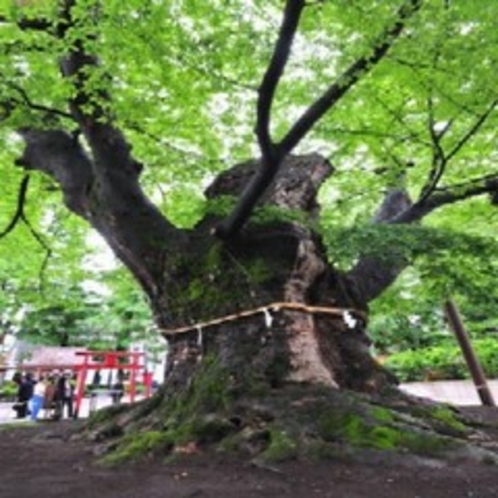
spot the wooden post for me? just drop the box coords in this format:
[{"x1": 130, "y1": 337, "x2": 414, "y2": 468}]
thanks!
[
  {"x1": 144, "y1": 371, "x2": 153, "y2": 398},
  {"x1": 444, "y1": 298, "x2": 495, "y2": 407},
  {"x1": 74, "y1": 360, "x2": 88, "y2": 419},
  {"x1": 129, "y1": 353, "x2": 138, "y2": 403}
]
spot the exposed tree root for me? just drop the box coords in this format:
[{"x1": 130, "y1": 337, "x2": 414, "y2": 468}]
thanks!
[{"x1": 81, "y1": 383, "x2": 498, "y2": 467}]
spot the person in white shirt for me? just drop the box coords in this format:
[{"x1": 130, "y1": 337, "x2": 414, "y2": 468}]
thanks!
[{"x1": 30, "y1": 377, "x2": 47, "y2": 421}]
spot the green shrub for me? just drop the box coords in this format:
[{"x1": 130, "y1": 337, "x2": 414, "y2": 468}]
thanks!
[
  {"x1": 384, "y1": 337, "x2": 498, "y2": 382},
  {"x1": 0, "y1": 381, "x2": 18, "y2": 399}
]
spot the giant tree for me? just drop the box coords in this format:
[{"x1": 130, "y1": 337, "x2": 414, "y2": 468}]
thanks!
[{"x1": 1, "y1": 0, "x2": 498, "y2": 459}]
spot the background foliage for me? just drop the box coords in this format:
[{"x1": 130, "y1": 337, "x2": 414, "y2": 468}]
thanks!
[{"x1": 0, "y1": 1, "x2": 497, "y2": 381}]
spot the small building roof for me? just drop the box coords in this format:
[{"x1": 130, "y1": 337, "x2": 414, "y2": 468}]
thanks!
[{"x1": 21, "y1": 346, "x2": 86, "y2": 368}]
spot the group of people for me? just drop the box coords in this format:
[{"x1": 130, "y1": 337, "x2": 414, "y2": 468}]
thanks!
[{"x1": 12, "y1": 370, "x2": 76, "y2": 421}]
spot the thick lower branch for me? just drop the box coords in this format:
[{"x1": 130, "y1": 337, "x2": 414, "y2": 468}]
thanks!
[
  {"x1": 348, "y1": 168, "x2": 498, "y2": 303},
  {"x1": 346, "y1": 187, "x2": 413, "y2": 303},
  {"x1": 16, "y1": 128, "x2": 186, "y2": 299},
  {"x1": 347, "y1": 253, "x2": 410, "y2": 304},
  {"x1": 16, "y1": 129, "x2": 93, "y2": 217}
]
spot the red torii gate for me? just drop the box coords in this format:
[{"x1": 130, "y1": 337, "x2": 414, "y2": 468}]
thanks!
[{"x1": 73, "y1": 350, "x2": 152, "y2": 418}]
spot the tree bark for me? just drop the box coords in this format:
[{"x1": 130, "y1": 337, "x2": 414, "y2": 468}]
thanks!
[
  {"x1": 82, "y1": 154, "x2": 408, "y2": 462},
  {"x1": 82, "y1": 162, "x2": 489, "y2": 464},
  {"x1": 156, "y1": 154, "x2": 392, "y2": 403}
]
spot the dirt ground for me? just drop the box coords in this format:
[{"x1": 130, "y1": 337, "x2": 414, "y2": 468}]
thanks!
[{"x1": 1, "y1": 407, "x2": 498, "y2": 498}]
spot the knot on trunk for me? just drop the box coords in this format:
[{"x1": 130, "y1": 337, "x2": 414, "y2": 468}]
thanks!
[{"x1": 205, "y1": 153, "x2": 333, "y2": 217}]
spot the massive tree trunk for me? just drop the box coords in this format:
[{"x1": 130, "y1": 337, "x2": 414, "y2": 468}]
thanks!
[
  {"x1": 158, "y1": 154, "x2": 389, "y2": 395},
  {"x1": 76, "y1": 155, "x2": 492, "y2": 464}
]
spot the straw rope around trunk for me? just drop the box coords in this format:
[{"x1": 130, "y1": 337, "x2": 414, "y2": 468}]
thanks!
[{"x1": 160, "y1": 302, "x2": 366, "y2": 338}]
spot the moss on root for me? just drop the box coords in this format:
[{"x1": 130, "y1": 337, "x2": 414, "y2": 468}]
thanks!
[
  {"x1": 316, "y1": 409, "x2": 448, "y2": 455},
  {"x1": 87, "y1": 403, "x2": 129, "y2": 427},
  {"x1": 260, "y1": 428, "x2": 299, "y2": 462},
  {"x1": 412, "y1": 405, "x2": 468, "y2": 436},
  {"x1": 90, "y1": 370, "x2": 493, "y2": 466},
  {"x1": 102, "y1": 430, "x2": 174, "y2": 465}
]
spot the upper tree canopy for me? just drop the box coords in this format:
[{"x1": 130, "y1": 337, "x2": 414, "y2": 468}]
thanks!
[{"x1": 0, "y1": 0, "x2": 497, "y2": 330}]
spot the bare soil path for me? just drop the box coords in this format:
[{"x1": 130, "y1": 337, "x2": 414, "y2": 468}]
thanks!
[{"x1": 1, "y1": 408, "x2": 498, "y2": 498}]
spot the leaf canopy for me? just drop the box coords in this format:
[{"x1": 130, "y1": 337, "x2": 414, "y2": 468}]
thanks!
[{"x1": 0, "y1": 0, "x2": 497, "y2": 350}]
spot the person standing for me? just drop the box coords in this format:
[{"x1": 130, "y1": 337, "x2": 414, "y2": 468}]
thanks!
[
  {"x1": 30, "y1": 376, "x2": 47, "y2": 421},
  {"x1": 12, "y1": 372, "x2": 34, "y2": 419},
  {"x1": 55, "y1": 371, "x2": 75, "y2": 419},
  {"x1": 43, "y1": 376, "x2": 57, "y2": 419}
]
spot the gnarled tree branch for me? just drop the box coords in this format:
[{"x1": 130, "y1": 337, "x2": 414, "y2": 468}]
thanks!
[
  {"x1": 346, "y1": 87, "x2": 497, "y2": 303},
  {"x1": 395, "y1": 173, "x2": 498, "y2": 224},
  {"x1": 216, "y1": 0, "x2": 423, "y2": 239},
  {"x1": 0, "y1": 174, "x2": 30, "y2": 239},
  {"x1": 14, "y1": 0, "x2": 186, "y2": 301},
  {"x1": 347, "y1": 170, "x2": 498, "y2": 303},
  {"x1": 16, "y1": 129, "x2": 93, "y2": 217},
  {"x1": 256, "y1": 0, "x2": 306, "y2": 158},
  {"x1": 347, "y1": 185, "x2": 414, "y2": 303},
  {"x1": 215, "y1": 0, "x2": 306, "y2": 238},
  {"x1": 280, "y1": 0, "x2": 423, "y2": 155}
]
